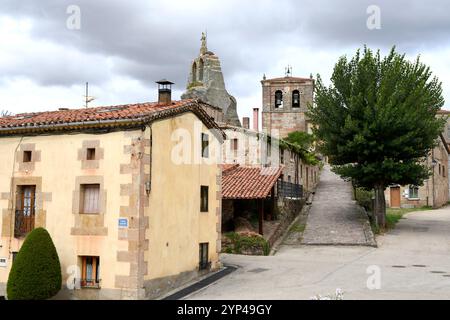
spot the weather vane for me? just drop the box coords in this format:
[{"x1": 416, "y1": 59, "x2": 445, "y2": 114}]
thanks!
[{"x1": 285, "y1": 65, "x2": 292, "y2": 77}]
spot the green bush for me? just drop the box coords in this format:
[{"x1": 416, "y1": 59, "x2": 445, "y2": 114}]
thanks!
[
  {"x1": 222, "y1": 232, "x2": 270, "y2": 256},
  {"x1": 7, "y1": 228, "x2": 62, "y2": 300},
  {"x1": 355, "y1": 187, "x2": 374, "y2": 211}
]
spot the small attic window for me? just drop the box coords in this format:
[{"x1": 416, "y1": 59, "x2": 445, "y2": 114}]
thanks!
[
  {"x1": 23, "y1": 151, "x2": 32, "y2": 163},
  {"x1": 86, "y1": 148, "x2": 96, "y2": 160}
]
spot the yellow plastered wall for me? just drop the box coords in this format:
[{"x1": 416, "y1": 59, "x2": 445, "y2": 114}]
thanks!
[{"x1": 145, "y1": 113, "x2": 220, "y2": 281}]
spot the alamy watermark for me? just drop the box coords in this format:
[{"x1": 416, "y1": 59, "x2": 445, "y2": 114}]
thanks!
[
  {"x1": 367, "y1": 5, "x2": 381, "y2": 30},
  {"x1": 366, "y1": 265, "x2": 381, "y2": 290},
  {"x1": 66, "y1": 5, "x2": 81, "y2": 30}
]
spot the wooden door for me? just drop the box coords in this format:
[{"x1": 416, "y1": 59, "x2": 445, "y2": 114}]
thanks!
[{"x1": 390, "y1": 187, "x2": 401, "y2": 208}]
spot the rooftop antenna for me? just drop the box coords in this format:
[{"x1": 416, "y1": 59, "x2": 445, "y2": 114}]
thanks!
[{"x1": 83, "y1": 82, "x2": 96, "y2": 108}]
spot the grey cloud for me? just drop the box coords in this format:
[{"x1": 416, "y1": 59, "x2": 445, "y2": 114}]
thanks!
[{"x1": 1, "y1": 0, "x2": 450, "y2": 93}]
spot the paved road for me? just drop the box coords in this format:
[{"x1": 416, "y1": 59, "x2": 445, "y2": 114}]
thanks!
[
  {"x1": 187, "y1": 207, "x2": 450, "y2": 300},
  {"x1": 301, "y1": 165, "x2": 376, "y2": 246}
]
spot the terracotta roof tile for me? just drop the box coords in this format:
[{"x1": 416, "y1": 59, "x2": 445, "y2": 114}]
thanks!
[
  {"x1": 0, "y1": 99, "x2": 225, "y2": 138},
  {"x1": 222, "y1": 165, "x2": 283, "y2": 199}
]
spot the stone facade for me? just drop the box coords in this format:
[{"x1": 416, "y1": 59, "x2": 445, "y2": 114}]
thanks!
[
  {"x1": 221, "y1": 125, "x2": 319, "y2": 193},
  {"x1": 182, "y1": 33, "x2": 241, "y2": 127},
  {"x1": 385, "y1": 135, "x2": 449, "y2": 209},
  {"x1": 261, "y1": 76, "x2": 314, "y2": 139}
]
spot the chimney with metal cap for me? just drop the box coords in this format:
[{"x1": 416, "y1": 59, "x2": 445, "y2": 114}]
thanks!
[
  {"x1": 253, "y1": 108, "x2": 259, "y2": 131},
  {"x1": 242, "y1": 117, "x2": 250, "y2": 129},
  {"x1": 156, "y1": 79, "x2": 174, "y2": 105}
]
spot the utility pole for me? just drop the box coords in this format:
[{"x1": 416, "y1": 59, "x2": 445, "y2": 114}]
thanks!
[{"x1": 83, "y1": 82, "x2": 96, "y2": 108}]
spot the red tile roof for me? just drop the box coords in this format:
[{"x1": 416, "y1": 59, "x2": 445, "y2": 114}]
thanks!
[
  {"x1": 222, "y1": 165, "x2": 283, "y2": 199},
  {"x1": 0, "y1": 99, "x2": 224, "y2": 138}
]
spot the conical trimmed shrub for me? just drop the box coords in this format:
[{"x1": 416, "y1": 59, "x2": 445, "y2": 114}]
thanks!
[{"x1": 7, "y1": 228, "x2": 62, "y2": 300}]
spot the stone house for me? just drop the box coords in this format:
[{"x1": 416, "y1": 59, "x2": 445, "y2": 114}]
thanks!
[
  {"x1": 385, "y1": 134, "x2": 449, "y2": 209},
  {"x1": 221, "y1": 122, "x2": 319, "y2": 194},
  {"x1": 0, "y1": 84, "x2": 224, "y2": 299}
]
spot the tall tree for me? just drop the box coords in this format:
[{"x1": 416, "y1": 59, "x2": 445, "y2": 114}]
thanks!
[{"x1": 308, "y1": 46, "x2": 445, "y2": 227}]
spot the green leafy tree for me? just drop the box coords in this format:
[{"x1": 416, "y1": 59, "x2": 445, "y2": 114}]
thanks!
[
  {"x1": 308, "y1": 46, "x2": 445, "y2": 227},
  {"x1": 7, "y1": 228, "x2": 62, "y2": 300},
  {"x1": 284, "y1": 131, "x2": 315, "y2": 150},
  {"x1": 283, "y1": 131, "x2": 319, "y2": 165}
]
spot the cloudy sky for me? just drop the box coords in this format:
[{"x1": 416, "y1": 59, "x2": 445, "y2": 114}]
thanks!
[{"x1": 1, "y1": 0, "x2": 450, "y2": 120}]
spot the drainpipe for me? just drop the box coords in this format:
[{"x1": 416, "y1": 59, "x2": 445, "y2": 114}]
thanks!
[{"x1": 432, "y1": 149, "x2": 435, "y2": 208}]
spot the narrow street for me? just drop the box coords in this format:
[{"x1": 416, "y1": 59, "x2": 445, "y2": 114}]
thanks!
[
  {"x1": 186, "y1": 207, "x2": 450, "y2": 299},
  {"x1": 183, "y1": 166, "x2": 450, "y2": 300},
  {"x1": 301, "y1": 165, "x2": 376, "y2": 246}
]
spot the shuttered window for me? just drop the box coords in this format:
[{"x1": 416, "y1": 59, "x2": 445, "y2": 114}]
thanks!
[
  {"x1": 200, "y1": 186, "x2": 209, "y2": 212},
  {"x1": 81, "y1": 184, "x2": 100, "y2": 214}
]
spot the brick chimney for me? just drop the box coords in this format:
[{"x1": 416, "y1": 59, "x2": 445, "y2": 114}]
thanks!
[
  {"x1": 156, "y1": 79, "x2": 174, "y2": 105},
  {"x1": 242, "y1": 117, "x2": 250, "y2": 129},
  {"x1": 253, "y1": 108, "x2": 259, "y2": 131}
]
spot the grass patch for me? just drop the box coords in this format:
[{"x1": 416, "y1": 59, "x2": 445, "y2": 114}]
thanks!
[
  {"x1": 385, "y1": 206, "x2": 432, "y2": 230},
  {"x1": 289, "y1": 222, "x2": 306, "y2": 233}
]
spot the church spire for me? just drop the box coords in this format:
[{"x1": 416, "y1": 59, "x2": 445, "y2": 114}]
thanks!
[{"x1": 200, "y1": 31, "x2": 207, "y2": 55}]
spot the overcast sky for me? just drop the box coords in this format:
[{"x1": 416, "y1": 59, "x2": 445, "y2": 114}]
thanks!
[{"x1": 1, "y1": 0, "x2": 450, "y2": 120}]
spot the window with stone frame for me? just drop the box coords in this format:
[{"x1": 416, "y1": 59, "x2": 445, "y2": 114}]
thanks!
[
  {"x1": 408, "y1": 185, "x2": 419, "y2": 199},
  {"x1": 86, "y1": 148, "x2": 96, "y2": 160},
  {"x1": 80, "y1": 184, "x2": 100, "y2": 214},
  {"x1": 23, "y1": 151, "x2": 32, "y2": 163},
  {"x1": 80, "y1": 256, "x2": 100, "y2": 288},
  {"x1": 201, "y1": 133, "x2": 209, "y2": 158}
]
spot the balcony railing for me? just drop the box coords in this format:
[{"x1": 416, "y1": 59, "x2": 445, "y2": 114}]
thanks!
[
  {"x1": 80, "y1": 278, "x2": 101, "y2": 289},
  {"x1": 277, "y1": 180, "x2": 303, "y2": 199},
  {"x1": 14, "y1": 210, "x2": 35, "y2": 238}
]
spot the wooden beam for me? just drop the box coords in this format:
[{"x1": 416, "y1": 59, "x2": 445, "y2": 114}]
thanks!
[
  {"x1": 258, "y1": 199, "x2": 264, "y2": 235},
  {"x1": 270, "y1": 186, "x2": 275, "y2": 220}
]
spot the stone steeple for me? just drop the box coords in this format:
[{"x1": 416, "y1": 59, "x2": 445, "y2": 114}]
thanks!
[
  {"x1": 200, "y1": 32, "x2": 207, "y2": 55},
  {"x1": 181, "y1": 34, "x2": 241, "y2": 127}
]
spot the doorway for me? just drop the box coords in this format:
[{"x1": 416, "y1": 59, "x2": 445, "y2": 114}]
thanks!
[{"x1": 390, "y1": 186, "x2": 401, "y2": 208}]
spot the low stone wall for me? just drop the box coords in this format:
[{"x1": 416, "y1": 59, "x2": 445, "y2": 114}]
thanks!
[{"x1": 267, "y1": 198, "x2": 305, "y2": 247}]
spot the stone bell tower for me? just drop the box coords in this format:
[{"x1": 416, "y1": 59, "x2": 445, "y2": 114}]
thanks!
[
  {"x1": 181, "y1": 33, "x2": 241, "y2": 127},
  {"x1": 261, "y1": 68, "x2": 314, "y2": 138}
]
